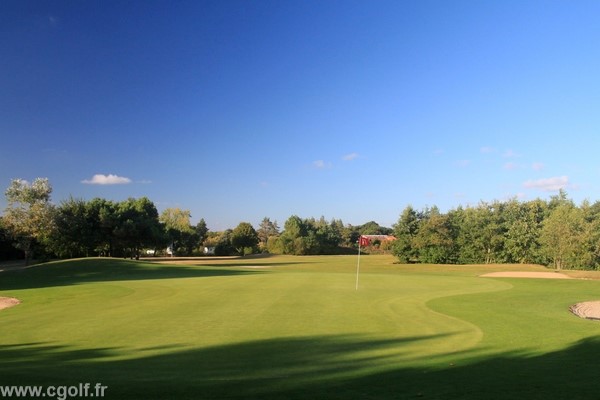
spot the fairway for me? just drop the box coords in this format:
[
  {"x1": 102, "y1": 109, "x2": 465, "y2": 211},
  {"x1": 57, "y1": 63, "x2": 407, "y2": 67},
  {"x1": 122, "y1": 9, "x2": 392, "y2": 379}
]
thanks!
[{"x1": 2, "y1": 256, "x2": 600, "y2": 399}]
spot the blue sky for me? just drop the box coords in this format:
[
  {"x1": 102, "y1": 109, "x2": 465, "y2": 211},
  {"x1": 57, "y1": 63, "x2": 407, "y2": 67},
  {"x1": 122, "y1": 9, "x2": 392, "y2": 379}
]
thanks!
[{"x1": 2, "y1": 0, "x2": 600, "y2": 230}]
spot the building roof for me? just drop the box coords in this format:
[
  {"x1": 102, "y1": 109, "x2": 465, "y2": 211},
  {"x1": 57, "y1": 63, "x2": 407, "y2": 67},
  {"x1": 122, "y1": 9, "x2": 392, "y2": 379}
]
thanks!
[{"x1": 361, "y1": 235, "x2": 396, "y2": 241}]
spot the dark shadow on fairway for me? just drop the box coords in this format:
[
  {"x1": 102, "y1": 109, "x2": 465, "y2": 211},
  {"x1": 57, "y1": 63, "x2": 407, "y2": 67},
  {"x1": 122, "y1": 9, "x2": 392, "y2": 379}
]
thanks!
[
  {"x1": 0, "y1": 258, "x2": 262, "y2": 290},
  {"x1": 2, "y1": 335, "x2": 600, "y2": 399}
]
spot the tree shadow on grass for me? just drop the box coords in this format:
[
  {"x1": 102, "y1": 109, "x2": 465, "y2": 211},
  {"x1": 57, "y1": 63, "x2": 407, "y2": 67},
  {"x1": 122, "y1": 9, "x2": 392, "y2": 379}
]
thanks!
[
  {"x1": 2, "y1": 334, "x2": 600, "y2": 399},
  {"x1": 0, "y1": 258, "x2": 262, "y2": 291}
]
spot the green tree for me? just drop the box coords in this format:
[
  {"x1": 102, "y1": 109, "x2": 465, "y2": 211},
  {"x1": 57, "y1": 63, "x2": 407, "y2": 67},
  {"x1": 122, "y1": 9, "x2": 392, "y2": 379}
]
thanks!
[
  {"x1": 213, "y1": 230, "x2": 234, "y2": 256},
  {"x1": 540, "y1": 202, "x2": 585, "y2": 270},
  {"x1": 0, "y1": 216, "x2": 23, "y2": 260},
  {"x1": 455, "y1": 202, "x2": 504, "y2": 264},
  {"x1": 359, "y1": 221, "x2": 392, "y2": 235},
  {"x1": 478, "y1": 201, "x2": 505, "y2": 264},
  {"x1": 278, "y1": 215, "x2": 307, "y2": 254},
  {"x1": 266, "y1": 235, "x2": 283, "y2": 254},
  {"x1": 51, "y1": 197, "x2": 91, "y2": 258},
  {"x1": 195, "y1": 219, "x2": 209, "y2": 246},
  {"x1": 412, "y1": 207, "x2": 455, "y2": 263},
  {"x1": 231, "y1": 222, "x2": 259, "y2": 255},
  {"x1": 454, "y1": 206, "x2": 481, "y2": 264},
  {"x1": 88, "y1": 198, "x2": 118, "y2": 256},
  {"x1": 3, "y1": 178, "x2": 55, "y2": 265},
  {"x1": 392, "y1": 205, "x2": 420, "y2": 263},
  {"x1": 340, "y1": 224, "x2": 360, "y2": 248},
  {"x1": 579, "y1": 200, "x2": 600, "y2": 269},
  {"x1": 202, "y1": 231, "x2": 220, "y2": 252},
  {"x1": 114, "y1": 197, "x2": 163, "y2": 259},
  {"x1": 315, "y1": 219, "x2": 343, "y2": 254},
  {"x1": 502, "y1": 199, "x2": 546, "y2": 264},
  {"x1": 548, "y1": 188, "x2": 572, "y2": 210},
  {"x1": 160, "y1": 208, "x2": 194, "y2": 256},
  {"x1": 177, "y1": 219, "x2": 209, "y2": 256},
  {"x1": 257, "y1": 217, "x2": 279, "y2": 250}
]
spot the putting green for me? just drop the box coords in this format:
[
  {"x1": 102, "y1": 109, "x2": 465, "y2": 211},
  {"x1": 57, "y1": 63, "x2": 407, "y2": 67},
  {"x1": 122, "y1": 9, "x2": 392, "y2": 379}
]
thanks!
[{"x1": 1, "y1": 256, "x2": 600, "y2": 399}]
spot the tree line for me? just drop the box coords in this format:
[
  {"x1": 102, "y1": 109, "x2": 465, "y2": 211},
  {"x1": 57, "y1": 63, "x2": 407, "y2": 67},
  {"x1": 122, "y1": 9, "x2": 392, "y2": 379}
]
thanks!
[
  {"x1": 392, "y1": 190, "x2": 600, "y2": 270},
  {"x1": 0, "y1": 178, "x2": 390, "y2": 263},
  {"x1": 2, "y1": 178, "x2": 599, "y2": 270},
  {"x1": 0, "y1": 178, "x2": 208, "y2": 263}
]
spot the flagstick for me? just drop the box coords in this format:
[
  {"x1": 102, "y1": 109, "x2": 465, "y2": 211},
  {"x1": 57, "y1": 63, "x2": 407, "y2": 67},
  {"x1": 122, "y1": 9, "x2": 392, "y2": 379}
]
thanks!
[{"x1": 355, "y1": 240, "x2": 361, "y2": 290}]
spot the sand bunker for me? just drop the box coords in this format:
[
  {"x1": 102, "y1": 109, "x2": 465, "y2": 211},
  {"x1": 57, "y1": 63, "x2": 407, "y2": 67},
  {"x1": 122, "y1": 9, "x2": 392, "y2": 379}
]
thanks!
[
  {"x1": 570, "y1": 301, "x2": 600, "y2": 320},
  {"x1": 0, "y1": 297, "x2": 20, "y2": 311},
  {"x1": 480, "y1": 271, "x2": 573, "y2": 279}
]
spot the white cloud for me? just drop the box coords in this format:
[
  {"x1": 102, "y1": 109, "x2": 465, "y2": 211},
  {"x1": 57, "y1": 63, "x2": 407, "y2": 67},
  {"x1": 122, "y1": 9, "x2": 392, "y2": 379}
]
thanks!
[
  {"x1": 504, "y1": 162, "x2": 519, "y2": 170},
  {"x1": 82, "y1": 174, "x2": 132, "y2": 185},
  {"x1": 503, "y1": 149, "x2": 520, "y2": 158},
  {"x1": 342, "y1": 152, "x2": 359, "y2": 161},
  {"x1": 523, "y1": 176, "x2": 570, "y2": 192},
  {"x1": 532, "y1": 162, "x2": 545, "y2": 171},
  {"x1": 312, "y1": 160, "x2": 332, "y2": 169},
  {"x1": 456, "y1": 159, "x2": 471, "y2": 167}
]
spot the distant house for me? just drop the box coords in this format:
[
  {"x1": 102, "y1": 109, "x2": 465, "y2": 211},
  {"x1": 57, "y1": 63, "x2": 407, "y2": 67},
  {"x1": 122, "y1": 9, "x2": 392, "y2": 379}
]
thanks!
[
  {"x1": 361, "y1": 235, "x2": 396, "y2": 242},
  {"x1": 204, "y1": 246, "x2": 215, "y2": 255}
]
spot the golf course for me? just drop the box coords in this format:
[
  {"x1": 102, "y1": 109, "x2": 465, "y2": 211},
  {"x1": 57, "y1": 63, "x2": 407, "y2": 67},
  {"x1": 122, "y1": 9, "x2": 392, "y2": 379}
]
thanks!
[{"x1": 1, "y1": 255, "x2": 600, "y2": 399}]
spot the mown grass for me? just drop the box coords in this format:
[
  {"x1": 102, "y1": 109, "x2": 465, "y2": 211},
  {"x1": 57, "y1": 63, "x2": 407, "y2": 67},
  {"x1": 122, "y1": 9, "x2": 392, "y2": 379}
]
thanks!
[{"x1": 1, "y1": 255, "x2": 600, "y2": 399}]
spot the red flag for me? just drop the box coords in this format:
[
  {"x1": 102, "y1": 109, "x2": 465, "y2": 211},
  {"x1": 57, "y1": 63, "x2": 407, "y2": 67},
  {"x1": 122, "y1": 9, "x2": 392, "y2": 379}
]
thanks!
[{"x1": 359, "y1": 236, "x2": 370, "y2": 247}]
